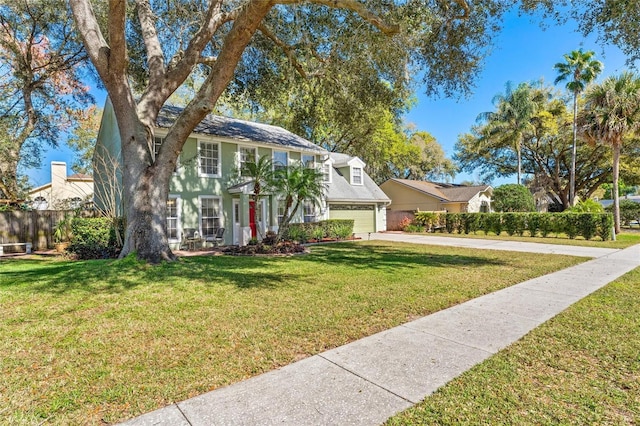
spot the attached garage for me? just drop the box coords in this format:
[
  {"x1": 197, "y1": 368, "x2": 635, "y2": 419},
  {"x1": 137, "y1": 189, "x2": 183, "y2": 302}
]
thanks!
[{"x1": 329, "y1": 204, "x2": 376, "y2": 234}]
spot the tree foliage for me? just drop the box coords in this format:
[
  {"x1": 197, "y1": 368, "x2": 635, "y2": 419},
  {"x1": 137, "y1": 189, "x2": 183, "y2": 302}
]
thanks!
[
  {"x1": 66, "y1": 106, "x2": 102, "y2": 174},
  {"x1": 455, "y1": 82, "x2": 612, "y2": 209},
  {"x1": 0, "y1": 0, "x2": 91, "y2": 200},
  {"x1": 69, "y1": 0, "x2": 520, "y2": 262},
  {"x1": 553, "y1": 48, "x2": 603, "y2": 205},
  {"x1": 581, "y1": 71, "x2": 640, "y2": 233},
  {"x1": 493, "y1": 184, "x2": 536, "y2": 212}
]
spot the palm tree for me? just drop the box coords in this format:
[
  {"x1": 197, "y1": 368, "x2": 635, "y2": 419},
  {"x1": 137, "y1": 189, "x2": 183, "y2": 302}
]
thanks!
[
  {"x1": 478, "y1": 81, "x2": 546, "y2": 185},
  {"x1": 272, "y1": 165, "x2": 326, "y2": 241},
  {"x1": 554, "y1": 49, "x2": 603, "y2": 206},
  {"x1": 581, "y1": 71, "x2": 640, "y2": 234}
]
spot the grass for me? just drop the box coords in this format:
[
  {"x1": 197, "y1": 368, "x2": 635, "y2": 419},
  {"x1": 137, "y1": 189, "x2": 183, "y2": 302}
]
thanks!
[
  {"x1": 387, "y1": 267, "x2": 640, "y2": 425},
  {"x1": 0, "y1": 242, "x2": 584, "y2": 424},
  {"x1": 406, "y1": 230, "x2": 640, "y2": 249}
]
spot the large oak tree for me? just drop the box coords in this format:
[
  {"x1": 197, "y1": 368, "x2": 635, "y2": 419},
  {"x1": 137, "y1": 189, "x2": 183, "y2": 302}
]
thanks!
[{"x1": 69, "y1": 0, "x2": 520, "y2": 262}]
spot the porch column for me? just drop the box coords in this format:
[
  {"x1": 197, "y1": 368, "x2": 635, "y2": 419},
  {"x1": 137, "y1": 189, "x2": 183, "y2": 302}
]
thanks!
[
  {"x1": 239, "y1": 193, "x2": 251, "y2": 246},
  {"x1": 269, "y1": 194, "x2": 279, "y2": 233}
]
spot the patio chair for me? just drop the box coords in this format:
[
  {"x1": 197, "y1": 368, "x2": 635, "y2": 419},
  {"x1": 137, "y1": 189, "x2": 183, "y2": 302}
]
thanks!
[
  {"x1": 205, "y1": 227, "x2": 225, "y2": 247},
  {"x1": 181, "y1": 228, "x2": 201, "y2": 251}
]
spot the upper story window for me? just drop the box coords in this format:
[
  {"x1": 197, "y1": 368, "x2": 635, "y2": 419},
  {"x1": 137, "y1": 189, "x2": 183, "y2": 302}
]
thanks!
[
  {"x1": 351, "y1": 167, "x2": 363, "y2": 185},
  {"x1": 239, "y1": 146, "x2": 257, "y2": 176},
  {"x1": 155, "y1": 136, "x2": 179, "y2": 172},
  {"x1": 273, "y1": 150, "x2": 288, "y2": 171},
  {"x1": 322, "y1": 162, "x2": 332, "y2": 183},
  {"x1": 198, "y1": 140, "x2": 220, "y2": 177},
  {"x1": 302, "y1": 154, "x2": 315, "y2": 169}
]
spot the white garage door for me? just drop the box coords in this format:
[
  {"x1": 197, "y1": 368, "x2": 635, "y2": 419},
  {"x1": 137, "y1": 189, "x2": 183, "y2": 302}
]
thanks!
[{"x1": 329, "y1": 204, "x2": 375, "y2": 233}]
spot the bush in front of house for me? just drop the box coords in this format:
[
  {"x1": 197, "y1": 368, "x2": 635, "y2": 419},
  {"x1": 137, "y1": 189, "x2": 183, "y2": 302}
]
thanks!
[
  {"x1": 417, "y1": 211, "x2": 613, "y2": 241},
  {"x1": 284, "y1": 219, "x2": 355, "y2": 242},
  {"x1": 68, "y1": 217, "x2": 122, "y2": 259}
]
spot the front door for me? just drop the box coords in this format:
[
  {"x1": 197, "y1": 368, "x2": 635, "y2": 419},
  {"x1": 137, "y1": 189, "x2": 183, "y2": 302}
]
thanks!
[{"x1": 249, "y1": 201, "x2": 257, "y2": 238}]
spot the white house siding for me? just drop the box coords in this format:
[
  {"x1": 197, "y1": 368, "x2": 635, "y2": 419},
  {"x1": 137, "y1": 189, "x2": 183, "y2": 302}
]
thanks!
[{"x1": 467, "y1": 192, "x2": 492, "y2": 213}]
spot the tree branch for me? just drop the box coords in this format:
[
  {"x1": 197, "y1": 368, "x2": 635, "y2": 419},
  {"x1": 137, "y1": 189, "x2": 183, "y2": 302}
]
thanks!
[
  {"x1": 107, "y1": 0, "x2": 127, "y2": 74},
  {"x1": 68, "y1": 0, "x2": 110, "y2": 79},
  {"x1": 276, "y1": 0, "x2": 400, "y2": 35},
  {"x1": 135, "y1": 0, "x2": 165, "y2": 87},
  {"x1": 258, "y1": 23, "x2": 308, "y2": 78}
]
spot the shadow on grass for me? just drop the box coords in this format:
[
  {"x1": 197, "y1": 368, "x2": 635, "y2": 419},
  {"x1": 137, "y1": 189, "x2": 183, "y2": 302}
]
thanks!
[
  {"x1": 0, "y1": 255, "x2": 299, "y2": 295},
  {"x1": 0, "y1": 242, "x2": 506, "y2": 295},
  {"x1": 302, "y1": 242, "x2": 506, "y2": 271}
]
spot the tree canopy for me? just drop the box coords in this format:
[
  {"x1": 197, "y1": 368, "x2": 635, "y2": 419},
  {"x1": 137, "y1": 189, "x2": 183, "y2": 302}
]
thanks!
[
  {"x1": 68, "y1": 0, "x2": 523, "y2": 262},
  {"x1": 0, "y1": 0, "x2": 91, "y2": 200}
]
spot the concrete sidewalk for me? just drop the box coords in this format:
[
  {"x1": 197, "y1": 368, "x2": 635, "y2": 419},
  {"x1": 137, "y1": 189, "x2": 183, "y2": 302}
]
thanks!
[{"x1": 122, "y1": 238, "x2": 639, "y2": 426}]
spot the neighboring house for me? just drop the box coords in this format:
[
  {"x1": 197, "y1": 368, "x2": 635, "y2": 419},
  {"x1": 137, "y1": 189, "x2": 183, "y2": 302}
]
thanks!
[
  {"x1": 325, "y1": 153, "x2": 390, "y2": 233},
  {"x1": 380, "y1": 178, "x2": 492, "y2": 213},
  {"x1": 95, "y1": 99, "x2": 388, "y2": 247},
  {"x1": 28, "y1": 161, "x2": 93, "y2": 210}
]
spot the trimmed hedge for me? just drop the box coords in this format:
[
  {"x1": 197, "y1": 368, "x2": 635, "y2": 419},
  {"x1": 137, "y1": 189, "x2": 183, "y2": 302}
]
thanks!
[
  {"x1": 68, "y1": 217, "x2": 122, "y2": 259},
  {"x1": 284, "y1": 219, "x2": 355, "y2": 242},
  {"x1": 409, "y1": 211, "x2": 614, "y2": 241}
]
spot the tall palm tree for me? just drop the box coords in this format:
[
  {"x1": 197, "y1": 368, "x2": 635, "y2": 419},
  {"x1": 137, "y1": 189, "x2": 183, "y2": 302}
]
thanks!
[
  {"x1": 581, "y1": 71, "x2": 640, "y2": 234},
  {"x1": 478, "y1": 81, "x2": 546, "y2": 185},
  {"x1": 554, "y1": 49, "x2": 603, "y2": 206}
]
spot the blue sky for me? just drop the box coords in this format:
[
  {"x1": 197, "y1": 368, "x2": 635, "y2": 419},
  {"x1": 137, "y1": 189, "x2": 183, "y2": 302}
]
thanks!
[{"x1": 27, "y1": 9, "x2": 635, "y2": 187}]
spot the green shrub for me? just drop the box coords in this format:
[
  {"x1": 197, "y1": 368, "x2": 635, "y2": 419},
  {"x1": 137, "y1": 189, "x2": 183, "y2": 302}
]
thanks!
[
  {"x1": 607, "y1": 199, "x2": 640, "y2": 226},
  {"x1": 68, "y1": 217, "x2": 121, "y2": 259},
  {"x1": 527, "y1": 213, "x2": 540, "y2": 237},
  {"x1": 568, "y1": 199, "x2": 604, "y2": 213},
  {"x1": 484, "y1": 213, "x2": 503, "y2": 235},
  {"x1": 285, "y1": 223, "x2": 309, "y2": 242},
  {"x1": 445, "y1": 213, "x2": 459, "y2": 233},
  {"x1": 414, "y1": 211, "x2": 442, "y2": 231},
  {"x1": 493, "y1": 184, "x2": 536, "y2": 212},
  {"x1": 320, "y1": 219, "x2": 354, "y2": 239},
  {"x1": 404, "y1": 224, "x2": 424, "y2": 233},
  {"x1": 597, "y1": 214, "x2": 614, "y2": 241},
  {"x1": 577, "y1": 213, "x2": 598, "y2": 240}
]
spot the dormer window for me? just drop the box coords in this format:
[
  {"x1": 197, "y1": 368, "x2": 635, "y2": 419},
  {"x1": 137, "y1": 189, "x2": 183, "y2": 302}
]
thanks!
[{"x1": 352, "y1": 167, "x2": 363, "y2": 185}]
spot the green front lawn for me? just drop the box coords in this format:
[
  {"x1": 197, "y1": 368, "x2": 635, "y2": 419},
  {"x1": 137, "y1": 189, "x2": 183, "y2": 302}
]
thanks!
[
  {"x1": 0, "y1": 242, "x2": 583, "y2": 424},
  {"x1": 388, "y1": 267, "x2": 640, "y2": 425}
]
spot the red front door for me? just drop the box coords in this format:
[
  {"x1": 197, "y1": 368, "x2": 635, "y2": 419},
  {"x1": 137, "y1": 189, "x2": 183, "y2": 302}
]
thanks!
[{"x1": 249, "y1": 201, "x2": 257, "y2": 238}]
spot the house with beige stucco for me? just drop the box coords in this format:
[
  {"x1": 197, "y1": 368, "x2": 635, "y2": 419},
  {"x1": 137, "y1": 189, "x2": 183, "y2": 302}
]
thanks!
[
  {"x1": 28, "y1": 162, "x2": 93, "y2": 210},
  {"x1": 380, "y1": 178, "x2": 492, "y2": 213}
]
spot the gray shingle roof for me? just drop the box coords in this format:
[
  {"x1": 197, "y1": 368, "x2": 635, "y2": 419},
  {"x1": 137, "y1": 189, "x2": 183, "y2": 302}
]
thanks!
[
  {"x1": 326, "y1": 153, "x2": 390, "y2": 204},
  {"x1": 156, "y1": 105, "x2": 326, "y2": 154}
]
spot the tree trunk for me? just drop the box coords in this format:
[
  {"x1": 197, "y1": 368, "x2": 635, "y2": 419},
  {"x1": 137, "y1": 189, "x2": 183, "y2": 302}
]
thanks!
[
  {"x1": 112, "y1": 98, "x2": 176, "y2": 263},
  {"x1": 613, "y1": 143, "x2": 621, "y2": 234},
  {"x1": 569, "y1": 92, "x2": 578, "y2": 206},
  {"x1": 516, "y1": 140, "x2": 521, "y2": 185}
]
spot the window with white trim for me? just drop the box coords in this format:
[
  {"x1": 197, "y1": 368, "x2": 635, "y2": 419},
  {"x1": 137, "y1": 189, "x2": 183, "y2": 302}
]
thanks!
[
  {"x1": 198, "y1": 140, "x2": 220, "y2": 177},
  {"x1": 154, "y1": 136, "x2": 179, "y2": 172},
  {"x1": 322, "y1": 162, "x2": 332, "y2": 183},
  {"x1": 277, "y1": 198, "x2": 286, "y2": 224},
  {"x1": 200, "y1": 196, "x2": 222, "y2": 237},
  {"x1": 166, "y1": 196, "x2": 180, "y2": 241},
  {"x1": 239, "y1": 146, "x2": 257, "y2": 176},
  {"x1": 273, "y1": 150, "x2": 288, "y2": 171},
  {"x1": 32, "y1": 196, "x2": 48, "y2": 210},
  {"x1": 351, "y1": 167, "x2": 363, "y2": 185},
  {"x1": 303, "y1": 200, "x2": 316, "y2": 223},
  {"x1": 302, "y1": 154, "x2": 315, "y2": 169}
]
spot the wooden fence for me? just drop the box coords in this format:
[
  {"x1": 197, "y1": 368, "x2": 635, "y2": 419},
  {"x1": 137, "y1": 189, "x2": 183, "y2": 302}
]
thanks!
[
  {"x1": 386, "y1": 210, "x2": 415, "y2": 231},
  {"x1": 0, "y1": 210, "x2": 96, "y2": 252}
]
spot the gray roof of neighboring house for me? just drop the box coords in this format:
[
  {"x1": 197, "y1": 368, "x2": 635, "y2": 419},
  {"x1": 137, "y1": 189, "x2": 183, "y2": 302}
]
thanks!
[
  {"x1": 156, "y1": 105, "x2": 326, "y2": 154},
  {"x1": 386, "y1": 178, "x2": 492, "y2": 203},
  {"x1": 326, "y1": 153, "x2": 390, "y2": 204}
]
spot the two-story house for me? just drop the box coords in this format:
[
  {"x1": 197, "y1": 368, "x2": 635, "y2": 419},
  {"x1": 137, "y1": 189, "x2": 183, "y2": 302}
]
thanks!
[{"x1": 94, "y1": 100, "x2": 389, "y2": 247}]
